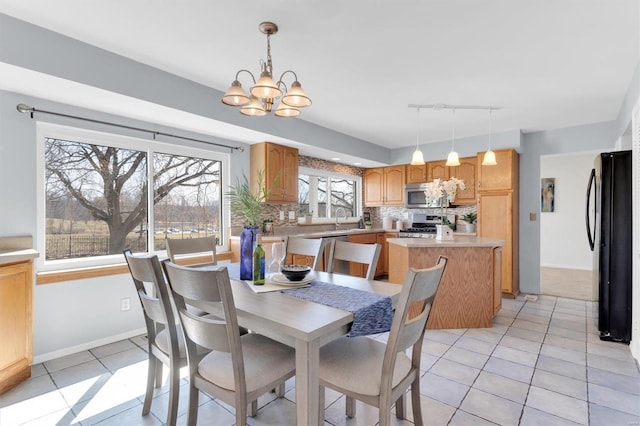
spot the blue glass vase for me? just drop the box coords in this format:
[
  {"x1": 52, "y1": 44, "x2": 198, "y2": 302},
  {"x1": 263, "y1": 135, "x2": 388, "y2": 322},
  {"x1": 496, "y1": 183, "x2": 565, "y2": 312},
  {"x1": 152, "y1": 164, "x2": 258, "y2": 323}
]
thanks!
[{"x1": 240, "y1": 225, "x2": 260, "y2": 280}]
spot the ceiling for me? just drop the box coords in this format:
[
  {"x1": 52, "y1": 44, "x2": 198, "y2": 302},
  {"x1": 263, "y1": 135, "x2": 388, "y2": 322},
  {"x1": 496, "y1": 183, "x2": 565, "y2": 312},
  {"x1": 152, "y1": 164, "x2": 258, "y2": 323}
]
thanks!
[{"x1": 1, "y1": 1, "x2": 639, "y2": 161}]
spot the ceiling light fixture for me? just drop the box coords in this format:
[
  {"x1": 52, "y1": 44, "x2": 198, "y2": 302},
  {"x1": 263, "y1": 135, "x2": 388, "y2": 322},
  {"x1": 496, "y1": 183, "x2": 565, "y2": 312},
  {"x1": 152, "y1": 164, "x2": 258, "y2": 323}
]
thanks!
[
  {"x1": 445, "y1": 108, "x2": 460, "y2": 167},
  {"x1": 221, "y1": 22, "x2": 311, "y2": 118},
  {"x1": 410, "y1": 107, "x2": 425, "y2": 165},
  {"x1": 482, "y1": 109, "x2": 498, "y2": 166}
]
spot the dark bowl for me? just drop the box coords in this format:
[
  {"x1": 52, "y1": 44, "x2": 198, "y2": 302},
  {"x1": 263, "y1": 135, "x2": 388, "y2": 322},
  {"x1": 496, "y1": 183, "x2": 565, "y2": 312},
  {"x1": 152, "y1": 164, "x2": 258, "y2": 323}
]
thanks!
[{"x1": 281, "y1": 264, "x2": 311, "y2": 281}]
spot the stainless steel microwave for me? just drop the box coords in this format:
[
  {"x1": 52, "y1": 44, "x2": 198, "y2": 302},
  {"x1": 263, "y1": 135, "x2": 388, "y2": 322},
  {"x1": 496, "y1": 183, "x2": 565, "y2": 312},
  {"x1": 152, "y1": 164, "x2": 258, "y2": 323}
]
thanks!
[{"x1": 404, "y1": 183, "x2": 447, "y2": 209}]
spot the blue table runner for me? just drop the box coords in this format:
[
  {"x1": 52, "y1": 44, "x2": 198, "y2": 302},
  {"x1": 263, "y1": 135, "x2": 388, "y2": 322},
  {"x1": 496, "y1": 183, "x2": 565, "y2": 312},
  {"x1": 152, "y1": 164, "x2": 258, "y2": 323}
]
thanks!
[
  {"x1": 282, "y1": 282, "x2": 393, "y2": 337},
  {"x1": 225, "y1": 262, "x2": 392, "y2": 337}
]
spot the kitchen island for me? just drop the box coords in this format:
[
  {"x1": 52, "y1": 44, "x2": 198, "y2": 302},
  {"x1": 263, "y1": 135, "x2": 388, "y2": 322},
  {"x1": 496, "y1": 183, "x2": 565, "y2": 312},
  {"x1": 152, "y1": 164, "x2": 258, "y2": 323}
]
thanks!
[{"x1": 388, "y1": 237, "x2": 504, "y2": 329}]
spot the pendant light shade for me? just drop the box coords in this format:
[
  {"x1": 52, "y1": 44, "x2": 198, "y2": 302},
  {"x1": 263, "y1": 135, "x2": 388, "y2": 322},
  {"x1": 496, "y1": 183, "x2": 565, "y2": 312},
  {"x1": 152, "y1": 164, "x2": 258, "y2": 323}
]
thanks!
[
  {"x1": 445, "y1": 108, "x2": 460, "y2": 166},
  {"x1": 411, "y1": 149, "x2": 425, "y2": 165},
  {"x1": 251, "y1": 71, "x2": 282, "y2": 99},
  {"x1": 410, "y1": 107, "x2": 425, "y2": 165},
  {"x1": 482, "y1": 109, "x2": 498, "y2": 166},
  {"x1": 446, "y1": 150, "x2": 460, "y2": 166},
  {"x1": 482, "y1": 149, "x2": 497, "y2": 166}
]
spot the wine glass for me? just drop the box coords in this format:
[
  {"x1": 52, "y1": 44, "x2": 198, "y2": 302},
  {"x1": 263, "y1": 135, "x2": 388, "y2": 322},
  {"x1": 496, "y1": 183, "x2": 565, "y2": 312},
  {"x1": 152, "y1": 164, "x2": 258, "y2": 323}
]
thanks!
[{"x1": 271, "y1": 242, "x2": 286, "y2": 274}]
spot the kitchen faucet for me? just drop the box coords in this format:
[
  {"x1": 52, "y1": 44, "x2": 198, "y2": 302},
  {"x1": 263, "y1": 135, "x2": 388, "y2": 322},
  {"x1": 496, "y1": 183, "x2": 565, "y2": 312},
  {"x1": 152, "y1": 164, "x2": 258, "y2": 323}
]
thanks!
[{"x1": 335, "y1": 207, "x2": 347, "y2": 229}]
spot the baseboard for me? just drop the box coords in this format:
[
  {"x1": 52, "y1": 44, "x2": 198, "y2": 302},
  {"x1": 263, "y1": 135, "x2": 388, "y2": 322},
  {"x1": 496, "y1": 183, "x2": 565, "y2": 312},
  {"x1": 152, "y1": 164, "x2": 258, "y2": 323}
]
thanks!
[{"x1": 33, "y1": 327, "x2": 146, "y2": 364}]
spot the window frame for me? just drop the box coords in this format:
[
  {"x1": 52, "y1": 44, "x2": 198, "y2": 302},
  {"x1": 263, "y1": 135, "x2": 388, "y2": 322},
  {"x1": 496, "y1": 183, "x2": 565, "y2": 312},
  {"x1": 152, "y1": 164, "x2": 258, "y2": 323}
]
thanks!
[
  {"x1": 36, "y1": 121, "x2": 230, "y2": 272},
  {"x1": 297, "y1": 166, "x2": 362, "y2": 224}
]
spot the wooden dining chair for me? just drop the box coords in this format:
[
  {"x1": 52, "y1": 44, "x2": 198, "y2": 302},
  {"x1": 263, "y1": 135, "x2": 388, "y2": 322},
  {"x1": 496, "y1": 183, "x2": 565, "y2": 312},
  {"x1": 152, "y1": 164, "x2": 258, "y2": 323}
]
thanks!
[
  {"x1": 161, "y1": 260, "x2": 296, "y2": 426},
  {"x1": 318, "y1": 256, "x2": 448, "y2": 426},
  {"x1": 327, "y1": 240, "x2": 382, "y2": 280},
  {"x1": 123, "y1": 249, "x2": 185, "y2": 426},
  {"x1": 284, "y1": 236, "x2": 325, "y2": 269},
  {"x1": 166, "y1": 236, "x2": 217, "y2": 266}
]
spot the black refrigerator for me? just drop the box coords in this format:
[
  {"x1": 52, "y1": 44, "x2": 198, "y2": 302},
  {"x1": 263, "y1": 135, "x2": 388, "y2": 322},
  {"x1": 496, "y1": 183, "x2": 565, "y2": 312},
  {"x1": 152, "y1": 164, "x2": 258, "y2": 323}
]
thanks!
[{"x1": 585, "y1": 150, "x2": 632, "y2": 343}]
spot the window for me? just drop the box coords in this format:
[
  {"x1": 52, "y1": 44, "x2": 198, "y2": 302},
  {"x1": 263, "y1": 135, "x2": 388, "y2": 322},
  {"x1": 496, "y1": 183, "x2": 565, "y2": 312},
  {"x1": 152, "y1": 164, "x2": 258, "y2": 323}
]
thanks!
[
  {"x1": 38, "y1": 123, "x2": 228, "y2": 270},
  {"x1": 298, "y1": 167, "x2": 361, "y2": 219}
]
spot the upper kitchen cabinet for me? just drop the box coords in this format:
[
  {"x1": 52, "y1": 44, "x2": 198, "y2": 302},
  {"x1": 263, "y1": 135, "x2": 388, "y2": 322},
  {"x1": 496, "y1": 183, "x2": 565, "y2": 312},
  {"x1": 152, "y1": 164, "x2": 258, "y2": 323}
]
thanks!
[
  {"x1": 364, "y1": 165, "x2": 405, "y2": 206},
  {"x1": 406, "y1": 163, "x2": 427, "y2": 184},
  {"x1": 448, "y1": 156, "x2": 476, "y2": 205},
  {"x1": 477, "y1": 149, "x2": 518, "y2": 191},
  {"x1": 427, "y1": 160, "x2": 449, "y2": 181},
  {"x1": 250, "y1": 142, "x2": 299, "y2": 203}
]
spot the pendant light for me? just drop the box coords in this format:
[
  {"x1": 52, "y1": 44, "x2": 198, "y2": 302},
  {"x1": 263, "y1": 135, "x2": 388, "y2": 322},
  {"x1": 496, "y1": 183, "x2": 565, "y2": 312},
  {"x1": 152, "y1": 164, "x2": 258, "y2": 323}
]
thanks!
[
  {"x1": 410, "y1": 107, "x2": 425, "y2": 165},
  {"x1": 482, "y1": 108, "x2": 498, "y2": 166},
  {"x1": 446, "y1": 108, "x2": 460, "y2": 166}
]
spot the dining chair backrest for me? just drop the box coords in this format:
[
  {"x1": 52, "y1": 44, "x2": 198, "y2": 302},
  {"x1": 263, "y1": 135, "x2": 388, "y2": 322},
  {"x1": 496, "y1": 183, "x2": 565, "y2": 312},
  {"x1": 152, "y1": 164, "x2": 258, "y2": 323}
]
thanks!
[
  {"x1": 161, "y1": 261, "x2": 243, "y2": 376},
  {"x1": 384, "y1": 256, "x2": 448, "y2": 375},
  {"x1": 166, "y1": 236, "x2": 217, "y2": 265},
  {"x1": 327, "y1": 240, "x2": 382, "y2": 280},
  {"x1": 285, "y1": 236, "x2": 325, "y2": 270},
  {"x1": 123, "y1": 249, "x2": 183, "y2": 425}
]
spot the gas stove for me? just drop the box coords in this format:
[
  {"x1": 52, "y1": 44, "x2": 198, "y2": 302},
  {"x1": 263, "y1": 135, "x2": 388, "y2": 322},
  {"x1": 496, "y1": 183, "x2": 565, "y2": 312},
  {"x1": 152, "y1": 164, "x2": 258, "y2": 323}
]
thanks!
[{"x1": 398, "y1": 213, "x2": 440, "y2": 237}]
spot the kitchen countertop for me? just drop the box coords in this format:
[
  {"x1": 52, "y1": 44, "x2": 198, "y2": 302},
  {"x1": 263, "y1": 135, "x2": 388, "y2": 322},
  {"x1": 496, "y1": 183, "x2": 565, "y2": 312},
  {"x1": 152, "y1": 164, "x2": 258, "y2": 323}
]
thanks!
[
  {"x1": 230, "y1": 227, "x2": 399, "y2": 240},
  {"x1": 0, "y1": 236, "x2": 39, "y2": 264},
  {"x1": 388, "y1": 236, "x2": 504, "y2": 248}
]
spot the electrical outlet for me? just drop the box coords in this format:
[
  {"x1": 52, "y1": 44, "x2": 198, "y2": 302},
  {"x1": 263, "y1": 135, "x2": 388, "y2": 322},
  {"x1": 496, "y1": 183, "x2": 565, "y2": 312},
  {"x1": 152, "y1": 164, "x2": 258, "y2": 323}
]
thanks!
[
  {"x1": 288, "y1": 211, "x2": 295, "y2": 220},
  {"x1": 279, "y1": 211, "x2": 285, "y2": 221},
  {"x1": 120, "y1": 297, "x2": 131, "y2": 312}
]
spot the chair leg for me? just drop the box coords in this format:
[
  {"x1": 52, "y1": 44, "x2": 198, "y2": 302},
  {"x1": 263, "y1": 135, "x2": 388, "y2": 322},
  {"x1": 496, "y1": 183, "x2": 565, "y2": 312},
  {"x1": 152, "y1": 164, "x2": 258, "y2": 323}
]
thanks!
[
  {"x1": 345, "y1": 396, "x2": 356, "y2": 418},
  {"x1": 276, "y1": 382, "x2": 286, "y2": 397},
  {"x1": 142, "y1": 356, "x2": 156, "y2": 415},
  {"x1": 154, "y1": 359, "x2": 163, "y2": 388},
  {"x1": 236, "y1": 399, "x2": 248, "y2": 426},
  {"x1": 166, "y1": 363, "x2": 180, "y2": 426},
  {"x1": 396, "y1": 393, "x2": 406, "y2": 419},
  {"x1": 187, "y1": 383, "x2": 200, "y2": 426},
  {"x1": 411, "y1": 380, "x2": 423, "y2": 426},
  {"x1": 249, "y1": 399, "x2": 258, "y2": 417}
]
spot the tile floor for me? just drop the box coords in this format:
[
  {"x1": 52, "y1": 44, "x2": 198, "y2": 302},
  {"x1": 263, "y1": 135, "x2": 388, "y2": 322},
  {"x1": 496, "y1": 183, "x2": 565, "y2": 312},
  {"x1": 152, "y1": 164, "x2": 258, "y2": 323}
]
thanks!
[{"x1": 1, "y1": 295, "x2": 639, "y2": 425}]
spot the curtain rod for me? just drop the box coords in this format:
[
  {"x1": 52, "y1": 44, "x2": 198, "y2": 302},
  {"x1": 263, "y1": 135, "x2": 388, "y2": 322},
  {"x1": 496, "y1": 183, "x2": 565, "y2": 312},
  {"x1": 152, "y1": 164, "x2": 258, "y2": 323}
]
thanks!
[{"x1": 16, "y1": 104, "x2": 245, "y2": 153}]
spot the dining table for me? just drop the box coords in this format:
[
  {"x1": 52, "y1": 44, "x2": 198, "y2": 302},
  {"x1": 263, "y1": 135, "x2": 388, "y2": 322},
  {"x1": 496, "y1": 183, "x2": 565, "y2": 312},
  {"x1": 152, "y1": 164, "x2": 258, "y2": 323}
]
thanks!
[{"x1": 189, "y1": 266, "x2": 401, "y2": 426}]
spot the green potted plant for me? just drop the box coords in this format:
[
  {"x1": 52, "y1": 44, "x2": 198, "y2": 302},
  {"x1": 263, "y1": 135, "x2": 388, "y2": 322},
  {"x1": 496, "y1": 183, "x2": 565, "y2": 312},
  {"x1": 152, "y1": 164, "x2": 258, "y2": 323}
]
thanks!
[
  {"x1": 262, "y1": 218, "x2": 274, "y2": 234},
  {"x1": 364, "y1": 220, "x2": 372, "y2": 229},
  {"x1": 462, "y1": 212, "x2": 477, "y2": 233}
]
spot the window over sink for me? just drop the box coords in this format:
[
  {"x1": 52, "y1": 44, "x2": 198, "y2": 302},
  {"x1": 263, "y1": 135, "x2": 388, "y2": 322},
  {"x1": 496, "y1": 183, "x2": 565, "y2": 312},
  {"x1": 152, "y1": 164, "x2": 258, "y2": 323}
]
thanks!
[{"x1": 297, "y1": 167, "x2": 361, "y2": 219}]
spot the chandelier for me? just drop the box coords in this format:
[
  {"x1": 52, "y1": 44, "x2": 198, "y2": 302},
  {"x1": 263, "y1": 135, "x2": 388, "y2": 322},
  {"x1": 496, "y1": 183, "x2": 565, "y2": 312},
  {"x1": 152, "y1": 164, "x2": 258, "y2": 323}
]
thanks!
[{"x1": 221, "y1": 22, "x2": 312, "y2": 118}]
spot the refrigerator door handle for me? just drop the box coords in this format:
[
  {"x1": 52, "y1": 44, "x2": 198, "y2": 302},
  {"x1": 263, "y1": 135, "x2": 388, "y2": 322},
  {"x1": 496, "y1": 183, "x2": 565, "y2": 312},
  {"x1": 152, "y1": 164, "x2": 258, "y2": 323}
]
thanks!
[{"x1": 586, "y1": 168, "x2": 596, "y2": 251}]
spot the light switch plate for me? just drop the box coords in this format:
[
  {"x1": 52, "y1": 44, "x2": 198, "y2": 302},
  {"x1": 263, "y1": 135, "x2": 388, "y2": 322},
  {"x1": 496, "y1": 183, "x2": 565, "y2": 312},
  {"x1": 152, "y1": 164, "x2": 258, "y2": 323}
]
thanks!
[
  {"x1": 288, "y1": 211, "x2": 295, "y2": 220},
  {"x1": 279, "y1": 211, "x2": 285, "y2": 221},
  {"x1": 530, "y1": 212, "x2": 537, "y2": 221}
]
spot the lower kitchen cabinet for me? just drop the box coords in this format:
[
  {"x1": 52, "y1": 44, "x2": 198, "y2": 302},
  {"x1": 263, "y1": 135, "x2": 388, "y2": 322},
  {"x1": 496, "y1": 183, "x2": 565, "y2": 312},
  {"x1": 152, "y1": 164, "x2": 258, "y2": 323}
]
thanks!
[{"x1": 0, "y1": 260, "x2": 33, "y2": 395}]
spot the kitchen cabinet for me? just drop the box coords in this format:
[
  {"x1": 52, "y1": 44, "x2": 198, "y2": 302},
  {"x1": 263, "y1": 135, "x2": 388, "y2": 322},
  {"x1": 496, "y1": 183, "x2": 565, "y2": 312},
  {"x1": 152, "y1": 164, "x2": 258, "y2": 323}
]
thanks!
[
  {"x1": 427, "y1": 160, "x2": 449, "y2": 181},
  {"x1": 448, "y1": 156, "x2": 476, "y2": 205},
  {"x1": 477, "y1": 149, "x2": 519, "y2": 297},
  {"x1": 0, "y1": 260, "x2": 33, "y2": 395},
  {"x1": 406, "y1": 163, "x2": 427, "y2": 184},
  {"x1": 250, "y1": 142, "x2": 298, "y2": 203},
  {"x1": 364, "y1": 165, "x2": 405, "y2": 206},
  {"x1": 477, "y1": 149, "x2": 518, "y2": 191}
]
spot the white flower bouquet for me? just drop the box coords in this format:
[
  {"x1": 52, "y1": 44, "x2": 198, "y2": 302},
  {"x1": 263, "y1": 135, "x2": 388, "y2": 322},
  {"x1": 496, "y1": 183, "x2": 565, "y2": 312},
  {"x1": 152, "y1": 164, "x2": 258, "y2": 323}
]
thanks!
[{"x1": 423, "y1": 177, "x2": 466, "y2": 205}]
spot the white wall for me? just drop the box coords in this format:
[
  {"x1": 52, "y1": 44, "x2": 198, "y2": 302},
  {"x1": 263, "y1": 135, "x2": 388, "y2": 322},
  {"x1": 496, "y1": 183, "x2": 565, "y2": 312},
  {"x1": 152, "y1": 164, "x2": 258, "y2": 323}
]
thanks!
[{"x1": 540, "y1": 153, "x2": 597, "y2": 270}]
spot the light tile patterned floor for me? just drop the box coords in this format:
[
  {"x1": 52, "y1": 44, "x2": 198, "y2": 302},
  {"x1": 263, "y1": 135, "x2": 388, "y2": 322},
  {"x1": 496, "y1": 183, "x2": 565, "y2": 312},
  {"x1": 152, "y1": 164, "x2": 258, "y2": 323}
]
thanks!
[{"x1": 1, "y1": 295, "x2": 639, "y2": 425}]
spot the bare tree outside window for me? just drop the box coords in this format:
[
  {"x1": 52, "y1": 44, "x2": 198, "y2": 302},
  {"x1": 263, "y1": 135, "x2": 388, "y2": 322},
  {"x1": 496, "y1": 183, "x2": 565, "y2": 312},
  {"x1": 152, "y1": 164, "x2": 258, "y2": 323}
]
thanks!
[
  {"x1": 298, "y1": 172, "x2": 357, "y2": 218},
  {"x1": 44, "y1": 137, "x2": 222, "y2": 260}
]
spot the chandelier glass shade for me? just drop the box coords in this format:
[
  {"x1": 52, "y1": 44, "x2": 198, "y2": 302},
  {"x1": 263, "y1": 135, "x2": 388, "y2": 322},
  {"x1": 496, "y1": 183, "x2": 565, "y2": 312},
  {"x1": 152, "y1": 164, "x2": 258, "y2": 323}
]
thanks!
[{"x1": 221, "y1": 22, "x2": 311, "y2": 118}]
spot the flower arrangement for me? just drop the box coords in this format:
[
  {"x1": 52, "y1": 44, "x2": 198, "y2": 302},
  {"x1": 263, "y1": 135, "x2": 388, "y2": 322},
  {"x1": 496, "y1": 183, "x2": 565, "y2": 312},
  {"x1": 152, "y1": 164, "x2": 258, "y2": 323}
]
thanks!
[{"x1": 423, "y1": 177, "x2": 466, "y2": 205}]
